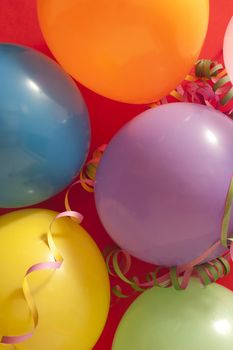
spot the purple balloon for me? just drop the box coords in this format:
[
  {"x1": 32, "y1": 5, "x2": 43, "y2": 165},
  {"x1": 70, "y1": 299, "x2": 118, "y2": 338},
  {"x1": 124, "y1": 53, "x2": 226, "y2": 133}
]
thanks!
[{"x1": 95, "y1": 103, "x2": 233, "y2": 266}]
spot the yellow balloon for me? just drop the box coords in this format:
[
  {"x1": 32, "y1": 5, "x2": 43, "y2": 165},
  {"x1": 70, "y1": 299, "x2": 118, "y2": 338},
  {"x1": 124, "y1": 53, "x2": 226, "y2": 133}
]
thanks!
[
  {"x1": 37, "y1": 0, "x2": 209, "y2": 104},
  {"x1": 0, "y1": 209, "x2": 110, "y2": 350}
]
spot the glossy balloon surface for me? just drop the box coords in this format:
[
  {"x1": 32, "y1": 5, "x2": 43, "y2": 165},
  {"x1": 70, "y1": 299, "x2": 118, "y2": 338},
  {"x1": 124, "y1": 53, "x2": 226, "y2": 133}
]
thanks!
[
  {"x1": 95, "y1": 103, "x2": 233, "y2": 266},
  {"x1": 113, "y1": 278, "x2": 233, "y2": 350},
  {"x1": 0, "y1": 209, "x2": 110, "y2": 350},
  {"x1": 0, "y1": 44, "x2": 90, "y2": 208},
  {"x1": 37, "y1": 0, "x2": 209, "y2": 104}
]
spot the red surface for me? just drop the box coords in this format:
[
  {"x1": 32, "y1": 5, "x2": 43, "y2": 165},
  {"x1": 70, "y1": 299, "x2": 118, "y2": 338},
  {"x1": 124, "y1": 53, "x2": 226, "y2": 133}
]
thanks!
[{"x1": 0, "y1": 1, "x2": 233, "y2": 349}]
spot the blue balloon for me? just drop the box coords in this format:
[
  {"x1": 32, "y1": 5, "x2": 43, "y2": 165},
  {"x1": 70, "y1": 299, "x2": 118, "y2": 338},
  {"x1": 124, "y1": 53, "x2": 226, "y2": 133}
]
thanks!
[{"x1": 0, "y1": 44, "x2": 90, "y2": 208}]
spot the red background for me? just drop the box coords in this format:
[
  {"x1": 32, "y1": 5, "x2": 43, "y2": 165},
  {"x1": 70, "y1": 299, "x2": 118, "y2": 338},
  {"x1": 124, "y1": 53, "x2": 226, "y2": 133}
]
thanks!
[{"x1": 0, "y1": 1, "x2": 233, "y2": 348}]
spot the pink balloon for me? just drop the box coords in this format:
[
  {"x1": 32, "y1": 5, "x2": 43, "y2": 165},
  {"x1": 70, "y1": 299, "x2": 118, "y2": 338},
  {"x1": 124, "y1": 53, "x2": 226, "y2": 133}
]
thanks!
[
  {"x1": 95, "y1": 103, "x2": 233, "y2": 267},
  {"x1": 224, "y1": 17, "x2": 233, "y2": 84}
]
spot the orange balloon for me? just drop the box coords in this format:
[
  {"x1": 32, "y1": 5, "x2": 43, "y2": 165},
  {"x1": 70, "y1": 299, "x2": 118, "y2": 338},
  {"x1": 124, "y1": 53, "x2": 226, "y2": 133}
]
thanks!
[{"x1": 37, "y1": 0, "x2": 209, "y2": 104}]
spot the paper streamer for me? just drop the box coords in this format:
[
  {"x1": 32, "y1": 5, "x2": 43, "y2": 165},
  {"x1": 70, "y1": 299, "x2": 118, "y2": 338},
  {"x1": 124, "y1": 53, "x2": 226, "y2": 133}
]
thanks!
[
  {"x1": 80, "y1": 145, "x2": 106, "y2": 192},
  {"x1": 152, "y1": 59, "x2": 233, "y2": 117},
  {"x1": 0, "y1": 211, "x2": 83, "y2": 346},
  {"x1": 65, "y1": 145, "x2": 106, "y2": 212},
  {"x1": 105, "y1": 249, "x2": 231, "y2": 298}
]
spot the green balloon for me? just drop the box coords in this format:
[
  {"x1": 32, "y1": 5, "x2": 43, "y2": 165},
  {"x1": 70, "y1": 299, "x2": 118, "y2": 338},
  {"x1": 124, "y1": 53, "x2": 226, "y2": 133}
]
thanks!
[{"x1": 112, "y1": 278, "x2": 233, "y2": 350}]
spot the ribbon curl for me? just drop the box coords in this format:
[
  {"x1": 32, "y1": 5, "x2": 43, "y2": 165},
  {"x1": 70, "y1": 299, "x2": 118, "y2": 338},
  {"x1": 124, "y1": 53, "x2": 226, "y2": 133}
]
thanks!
[
  {"x1": 80, "y1": 144, "x2": 106, "y2": 192},
  {"x1": 152, "y1": 59, "x2": 233, "y2": 118},
  {"x1": 64, "y1": 145, "x2": 106, "y2": 212}
]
